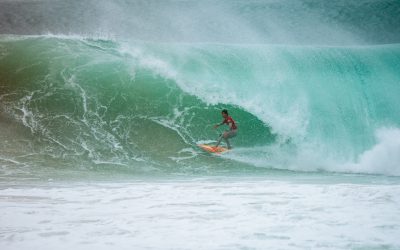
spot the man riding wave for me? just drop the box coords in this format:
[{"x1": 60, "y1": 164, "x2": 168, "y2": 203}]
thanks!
[{"x1": 214, "y1": 109, "x2": 237, "y2": 149}]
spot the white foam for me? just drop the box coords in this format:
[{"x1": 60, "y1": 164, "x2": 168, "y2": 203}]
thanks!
[
  {"x1": 1, "y1": 180, "x2": 399, "y2": 250},
  {"x1": 344, "y1": 127, "x2": 400, "y2": 176}
]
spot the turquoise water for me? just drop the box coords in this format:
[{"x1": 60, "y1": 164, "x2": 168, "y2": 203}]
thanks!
[{"x1": 0, "y1": 36, "x2": 399, "y2": 179}]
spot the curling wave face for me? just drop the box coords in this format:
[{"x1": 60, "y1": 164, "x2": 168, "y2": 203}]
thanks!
[{"x1": 0, "y1": 36, "x2": 400, "y2": 177}]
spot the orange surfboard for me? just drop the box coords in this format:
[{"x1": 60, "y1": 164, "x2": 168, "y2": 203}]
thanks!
[{"x1": 197, "y1": 144, "x2": 229, "y2": 154}]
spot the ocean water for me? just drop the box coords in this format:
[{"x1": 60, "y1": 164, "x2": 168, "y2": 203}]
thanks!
[{"x1": 1, "y1": 1, "x2": 400, "y2": 249}]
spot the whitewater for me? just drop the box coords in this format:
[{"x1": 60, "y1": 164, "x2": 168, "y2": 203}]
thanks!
[{"x1": 1, "y1": 1, "x2": 400, "y2": 249}]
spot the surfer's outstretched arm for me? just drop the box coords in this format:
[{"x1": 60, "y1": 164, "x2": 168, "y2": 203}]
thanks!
[{"x1": 214, "y1": 121, "x2": 224, "y2": 129}]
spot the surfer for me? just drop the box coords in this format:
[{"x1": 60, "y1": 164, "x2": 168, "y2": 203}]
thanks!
[{"x1": 214, "y1": 109, "x2": 237, "y2": 149}]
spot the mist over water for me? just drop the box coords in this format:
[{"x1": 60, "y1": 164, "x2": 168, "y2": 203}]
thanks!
[{"x1": 1, "y1": 0, "x2": 400, "y2": 45}]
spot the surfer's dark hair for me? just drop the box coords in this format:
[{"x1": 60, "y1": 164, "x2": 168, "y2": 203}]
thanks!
[{"x1": 222, "y1": 109, "x2": 228, "y2": 115}]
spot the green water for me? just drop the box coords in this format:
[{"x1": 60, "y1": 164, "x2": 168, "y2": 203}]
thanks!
[{"x1": 0, "y1": 36, "x2": 399, "y2": 178}]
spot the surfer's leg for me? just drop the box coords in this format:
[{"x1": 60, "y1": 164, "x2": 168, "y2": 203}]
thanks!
[
  {"x1": 224, "y1": 137, "x2": 231, "y2": 149},
  {"x1": 216, "y1": 130, "x2": 237, "y2": 148},
  {"x1": 224, "y1": 130, "x2": 237, "y2": 149},
  {"x1": 215, "y1": 134, "x2": 224, "y2": 147},
  {"x1": 216, "y1": 131, "x2": 229, "y2": 147}
]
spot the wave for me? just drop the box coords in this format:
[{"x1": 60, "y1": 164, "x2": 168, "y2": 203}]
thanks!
[{"x1": 1, "y1": 36, "x2": 400, "y2": 176}]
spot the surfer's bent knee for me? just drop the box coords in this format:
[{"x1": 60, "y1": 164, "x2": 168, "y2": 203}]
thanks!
[{"x1": 224, "y1": 130, "x2": 237, "y2": 139}]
